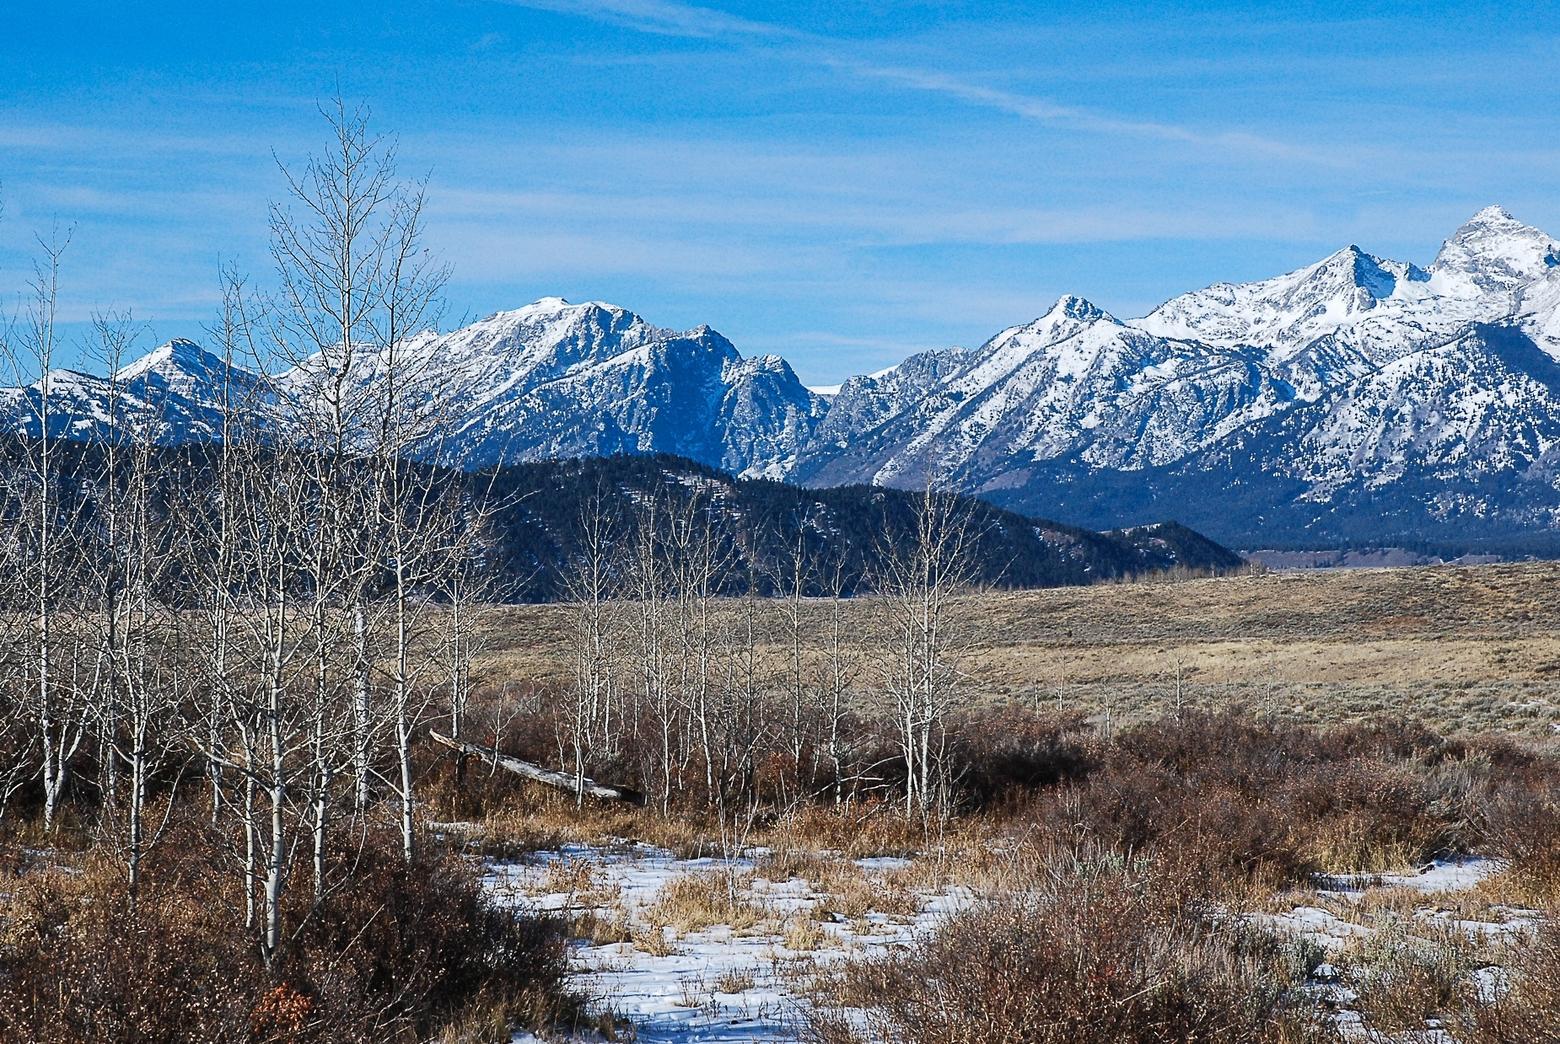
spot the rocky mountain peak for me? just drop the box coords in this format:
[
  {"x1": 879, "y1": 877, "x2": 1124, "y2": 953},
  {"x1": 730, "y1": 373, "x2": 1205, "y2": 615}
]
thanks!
[{"x1": 1430, "y1": 205, "x2": 1560, "y2": 296}]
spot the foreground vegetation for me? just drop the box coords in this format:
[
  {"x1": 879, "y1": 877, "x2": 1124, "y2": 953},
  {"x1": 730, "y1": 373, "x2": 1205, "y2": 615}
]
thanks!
[
  {"x1": 439, "y1": 702, "x2": 1560, "y2": 1042},
  {"x1": 0, "y1": 823, "x2": 576, "y2": 1042},
  {"x1": 8, "y1": 628, "x2": 1560, "y2": 1040}
]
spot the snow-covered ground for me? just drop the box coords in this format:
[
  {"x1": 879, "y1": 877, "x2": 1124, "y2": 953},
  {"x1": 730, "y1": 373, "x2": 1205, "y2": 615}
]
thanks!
[
  {"x1": 489, "y1": 844, "x2": 1551, "y2": 1043},
  {"x1": 485, "y1": 843, "x2": 969, "y2": 1043},
  {"x1": 1251, "y1": 857, "x2": 1545, "y2": 1042}
]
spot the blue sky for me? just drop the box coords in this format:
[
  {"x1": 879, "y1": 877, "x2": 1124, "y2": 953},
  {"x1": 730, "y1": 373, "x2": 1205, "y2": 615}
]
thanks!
[{"x1": 2, "y1": 1, "x2": 1557, "y2": 382}]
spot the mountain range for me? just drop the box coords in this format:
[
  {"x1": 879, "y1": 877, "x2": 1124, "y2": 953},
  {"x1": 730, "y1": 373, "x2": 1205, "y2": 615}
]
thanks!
[{"x1": 8, "y1": 205, "x2": 1560, "y2": 551}]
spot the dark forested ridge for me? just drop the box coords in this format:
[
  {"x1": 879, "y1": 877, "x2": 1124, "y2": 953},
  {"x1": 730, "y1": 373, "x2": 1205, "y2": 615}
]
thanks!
[
  {"x1": 0, "y1": 441, "x2": 1244, "y2": 604},
  {"x1": 477, "y1": 453, "x2": 1245, "y2": 600}
]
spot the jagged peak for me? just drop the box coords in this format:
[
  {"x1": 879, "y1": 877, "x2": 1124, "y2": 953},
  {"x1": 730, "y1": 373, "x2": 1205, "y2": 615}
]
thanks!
[
  {"x1": 115, "y1": 338, "x2": 227, "y2": 382},
  {"x1": 1441, "y1": 204, "x2": 1537, "y2": 241},
  {"x1": 1044, "y1": 294, "x2": 1115, "y2": 324},
  {"x1": 1302, "y1": 243, "x2": 1413, "y2": 298},
  {"x1": 1431, "y1": 205, "x2": 1558, "y2": 288},
  {"x1": 725, "y1": 351, "x2": 794, "y2": 378}
]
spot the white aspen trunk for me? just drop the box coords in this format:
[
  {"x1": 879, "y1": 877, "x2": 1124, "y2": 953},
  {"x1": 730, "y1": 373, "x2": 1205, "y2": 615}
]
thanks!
[
  {"x1": 394, "y1": 555, "x2": 414, "y2": 862},
  {"x1": 352, "y1": 603, "x2": 371, "y2": 813}
]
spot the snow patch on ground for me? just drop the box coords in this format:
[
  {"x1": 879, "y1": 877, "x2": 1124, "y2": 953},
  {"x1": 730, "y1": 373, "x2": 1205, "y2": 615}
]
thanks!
[
  {"x1": 1250, "y1": 856, "x2": 1544, "y2": 1042},
  {"x1": 485, "y1": 843, "x2": 966, "y2": 1043}
]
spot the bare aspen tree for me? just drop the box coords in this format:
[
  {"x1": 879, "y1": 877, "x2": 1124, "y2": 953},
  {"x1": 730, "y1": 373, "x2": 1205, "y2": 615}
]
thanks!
[
  {"x1": 197, "y1": 268, "x2": 265, "y2": 825},
  {"x1": 365, "y1": 178, "x2": 451, "y2": 862},
  {"x1": 183, "y1": 268, "x2": 278, "y2": 933},
  {"x1": 270, "y1": 99, "x2": 376, "y2": 894},
  {"x1": 267, "y1": 97, "x2": 456, "y2": 867},
  {"x1": 814, "y1": 552, "x2": 860, "y2": 804},
  {"x1": 628, "y1": 495, "x2": 677, "y2": 813},
  {"x1": 0, "y1": 192, "x2": 19, "y2": 821},
  {"x1": 0, "y1": 200, "x2": 36, "y2": 824},
  {"x1": 769, "y1": 520, "x2": 813, "y2": 781},
  {"x1": 668, "y1": 490, "x2": 727, "y2": 808},
  {"x1": 269, "y1": 98, "x2": 405, "y2": 878},
  {"x1": 873, "y1": 486, "x2": 980, "y2": 820},
  {"x1": 223, "y1": 423, "x2": 316, "y2": 964},
  {"x1": 563, "y1": 492, "x2": 620, "y2": 805},
  {"x1": 711, "y1": 554, "x2": 766, "y2": 850},
  {"x1": 83, "y1": 312, "x2": 187, "y2": 905},
  {"x1": 3, "y1": 233, "x2": 92, "y2": 833}
]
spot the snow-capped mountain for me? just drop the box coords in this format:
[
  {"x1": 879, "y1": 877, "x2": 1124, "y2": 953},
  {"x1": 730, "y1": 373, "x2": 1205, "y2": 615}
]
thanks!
[
  {"x1": 274, "y1": 297, "x2": 826, "y2": 474},
  {"x1": 7, "y1": 205, "x2": 1560, "y2": 550},
  {"x1": 0, "y1": 338, "x2": 272, "y2": 442},
  {"x1": 803, "y1": 346, "x2": 969, "y2": 454},
  {"x1": 1, "y1": 300, "x2": 827, "y2": 478},
  {"x1": 1427, "y1": 204, "x2": 1560, "y2": 300},
  {"x1": 969, "y1": 208, "x2": 1560, "y2": 545},
  {"x1": 792, "y1": 295, "x2": 1292, "y2": 488},
  {"x1": 1205, "y1": 324, "x2": 1560, "y2": 496},
  {"x1": 1134, "y1": 244, "x2": 1432, "y2": 356}
]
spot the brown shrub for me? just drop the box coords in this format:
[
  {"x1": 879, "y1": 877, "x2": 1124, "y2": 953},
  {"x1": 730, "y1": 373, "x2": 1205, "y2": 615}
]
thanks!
[
  {"x1": 943, "y1": 706, "x2": 1097, "y2": 805},
  {"x1": 1479, "y1": 785, "x2": 1560, "y2": 905},
  {"x1": 1455, "y1": 925, "x2": 1560, "y2": 1042},
  {"x1": 804, "y1": 848, "x2": 1328, "y2": 1044},
  {"x1": 0, "y1": 823, "x2": 578, "y2": 1043}
]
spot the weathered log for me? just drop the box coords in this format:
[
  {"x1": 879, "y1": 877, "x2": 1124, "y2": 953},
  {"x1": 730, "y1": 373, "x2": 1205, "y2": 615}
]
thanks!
[{"x1": 428, "y1": 730, "x2": 643, "y2": 804}]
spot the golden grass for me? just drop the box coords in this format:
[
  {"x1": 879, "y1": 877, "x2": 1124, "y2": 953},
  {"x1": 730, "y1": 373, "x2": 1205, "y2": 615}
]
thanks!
[
  {"x1": 470, "y1": 561, "x2": 1560, "y2": 735},
  {"x1": 570, "y1": 905, "x2": 633, "y2": 946},
  {"x1": 645, "y1": 871, "x2": 766, "y2": 934},
  {"x1": 713, "y1": 968, "x2": 756, "y2": 993},
  {"x1": 782, "y1": 913, "x2": 831, "y2": 952},
  {"x1": 631, "y1": 918, "x2": 678, "y2": 957}
]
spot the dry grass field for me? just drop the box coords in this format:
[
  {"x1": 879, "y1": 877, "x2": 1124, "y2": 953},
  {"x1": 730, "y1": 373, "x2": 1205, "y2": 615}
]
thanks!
[{"x1": 474, "y1": 562, "x2": 1560, "y2": 735}]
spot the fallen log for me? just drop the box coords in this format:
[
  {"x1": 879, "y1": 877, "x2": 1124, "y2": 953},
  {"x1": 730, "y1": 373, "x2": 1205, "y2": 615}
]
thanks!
[{"x1": 429, "y1": 730, "x2": 644, "y2": 805}]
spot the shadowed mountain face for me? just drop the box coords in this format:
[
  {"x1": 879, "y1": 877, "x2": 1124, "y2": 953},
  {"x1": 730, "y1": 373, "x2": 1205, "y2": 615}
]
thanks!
[{"x1": 7, "y1": 207, "x2": 1560, "y2": 551}]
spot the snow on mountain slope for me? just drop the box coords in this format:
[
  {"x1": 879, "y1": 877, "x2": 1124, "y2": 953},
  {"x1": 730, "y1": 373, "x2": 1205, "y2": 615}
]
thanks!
[
  {"x1": 802, "y1": 346, "x2": 968, "y2": 452},
  {"x1": 1518, "y1": 268, "x2": 1560, "y2": 357},
  {"x1": 8, "y1": 205, "x2": 1560, "y2": 547},
  {"x1": 792, "y1": 295, "x2": 1294, "y2": 489},
  {"x1": 296, "y1": 298, "x2": 828, "y2": 475},
  {"x1": 786, "y1": 205, "x2": 1560, "y2": 543},
  {"x1": 1427, "y1": 205, "x2": 1560, "y2": 300},
  {"x1": 1203, "y1": 324, "x2": 1560, "y2": 499},
  {"x1": 1, "y1": 339, "x2": 271, "y2": 442},
  {"x1": 1131, "y1": 208, "x2": 1560, "y2": 393},
  {"x1": 1134, "y1": 245, "x2": 1431, "y2": 354}
]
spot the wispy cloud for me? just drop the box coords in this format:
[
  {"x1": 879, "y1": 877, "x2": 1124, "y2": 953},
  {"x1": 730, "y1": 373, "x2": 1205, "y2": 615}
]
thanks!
[
  {"x1": 825, "y1": 58, "x2": 1336, "y2": 165},
  {"x1": 494, "y1": 0, "x2": 1334, "y2": 164},
  {"x1": 506, "y1": 0, "x2": 792, "y2": 39}
]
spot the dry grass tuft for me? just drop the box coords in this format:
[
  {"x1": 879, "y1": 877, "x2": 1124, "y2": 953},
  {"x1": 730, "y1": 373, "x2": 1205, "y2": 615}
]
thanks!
[
  {"x1": 631, "y1": 917, "x2": 678, "y2": 957},
  {"x1": 645, "y1": 872, "x2": 765, "y2": 934},
  {"x1": 782, "y1": 913, "x2": 831, "y2": 952},
  {"x1": 714, "y1": 968, "x2": 757, "y2": 993}
]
